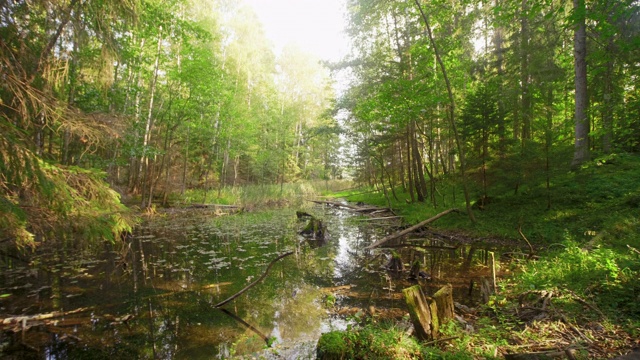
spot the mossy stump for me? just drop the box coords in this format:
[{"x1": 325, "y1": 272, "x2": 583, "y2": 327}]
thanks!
[
  {"x1": 433, "y1": 284, "x2": 454, "y2": 324},
  {"x1": 316, "y1": 331, "x2": 348, "y2": 360},
  {"x1": 299, "y1": 217, "x2": 326, "y2": 239},
  {"x1": 402, "y1": 285, "x2": 438, "y2": 341},
  {"x1": 386, "y1": 252, "x2": 404, "y2": 272}
]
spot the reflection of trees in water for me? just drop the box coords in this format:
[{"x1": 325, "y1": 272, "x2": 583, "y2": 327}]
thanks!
[{"x1": 0, "y1": 207, "x2": 509, "y2": 358}]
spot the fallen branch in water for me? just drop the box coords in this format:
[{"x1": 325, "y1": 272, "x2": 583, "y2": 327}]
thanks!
[
  {"x1": 365, "y1": 209, "x2": 460, "y2": 250},
  {"x1": 214, "y1": 251, "x2": 295, "y2": 308},
  {"x1": 307, "y1": 199, "x2": 383, "y2": 213},
  {"x1": 219, "y1": 308, "x2": 271, "y2": 345},
  {"x1": 381, "y1": 243, "x2": 458, "y2": 251},
  {"x1": 1, "y1": 307, "x2": 93, "y2": 326}
]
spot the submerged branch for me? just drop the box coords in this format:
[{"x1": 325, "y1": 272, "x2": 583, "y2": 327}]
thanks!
[
  {"x1": 1, "y1": 307, "x2": 93, "y2": 326},
  {"x1": 214, "y1": 251, "x2": 295, "y2": 308}
]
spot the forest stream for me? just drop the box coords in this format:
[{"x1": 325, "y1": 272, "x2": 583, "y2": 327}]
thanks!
[{"x1": 0, "y1": 203, "x2": 507, "y2": 359}]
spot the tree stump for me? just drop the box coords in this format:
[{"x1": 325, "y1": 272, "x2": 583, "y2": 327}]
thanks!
[
  {"x1": 409, "y1": 260, "x2": 421, "y2": 279},
  {"x1": 402, "y1": 285, "x2": 438, "y2": 341},
  {"x1": 299, "y1": 217, "x2": 326, "y2": 239},
  {"x1": 480, "y1": 277, "x2": 493, "y2": 304},
  {"x1": 433, "y1": 284, "x2": 455, "y2": 323},
  {"x1": 386, "y1": 252, "x2": 404, "y2": 272}
]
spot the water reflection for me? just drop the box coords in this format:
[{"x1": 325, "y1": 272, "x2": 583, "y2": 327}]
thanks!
[{"x1": 0, "y1": 206, "x2": 508, "y2": 359}]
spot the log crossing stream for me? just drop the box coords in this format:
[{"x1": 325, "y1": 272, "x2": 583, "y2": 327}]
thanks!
[{"x1": 0, "y1": 203, "x2": 508, "y2": 359}]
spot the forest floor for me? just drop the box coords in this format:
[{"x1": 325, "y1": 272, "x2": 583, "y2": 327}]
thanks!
[{"x1": 326, "y1": 153, "x2": 640, "y2": 359}]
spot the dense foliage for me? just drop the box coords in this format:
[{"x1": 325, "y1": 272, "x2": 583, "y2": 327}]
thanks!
[
  {"x1": 0, "y1": 0, "x2": 340, "y2": 246},
  {"x1": 340, "y1": 0, "x2": 640, "y2": 214}
]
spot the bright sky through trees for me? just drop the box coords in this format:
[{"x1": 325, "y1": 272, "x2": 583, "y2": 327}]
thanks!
[{"x1": 243, "y1": 0, "x2": 349, "y2": 62}]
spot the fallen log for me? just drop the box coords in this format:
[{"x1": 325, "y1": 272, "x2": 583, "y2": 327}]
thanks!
[
  {"x1": 365, "y1": 208, "x2": 460, "y2": 249},
  {"x1": 308, "y1": 199, "x2": 359, "y2": 209},
  {"x1": 381, "y1": 243, "x2": 458, "y2": 251},
  {"x1": 307, "y1": 200, "x2": 384, "y2": 213},
  {"x1": 355, "y1": 216, "x2": 402, "y2": 221},
  {"x1": 187, "y1": 203, "x2": 240, "y2": 209},
  {"x1": 214, "y1": 251, "x2": 294, "y2": 308},
  {"x1": 1, "y1": 307, "x2": 93, "y2": 326}
]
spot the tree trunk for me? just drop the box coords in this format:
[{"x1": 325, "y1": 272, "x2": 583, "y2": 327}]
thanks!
[
  {"x1": 602, "y1": 37, "x2": 614, "y2": 154},
  {"x1": 571, "y1": 0, "x2": 590, "y2": 169},
  {"x1": 140, "y1": 26, "x2": 163, "y2": 208},
  {"x1": 414, "y1": 0, "x2": 475, "y2": 222},
  {"x1": 403, "y1": 285, "x2": 438, "y2": 341},
  {"x1": 520, "y1": 0, "x2": 532, "y2": 141},
  {"x1": 433, "y1": 284, "x2": 455, "y2": 324}
]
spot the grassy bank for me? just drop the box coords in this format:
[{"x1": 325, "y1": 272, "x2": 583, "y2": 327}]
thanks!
[
  {"x1": 327, "y1": 153, "x2": 640, "y2": 358},
  {"x1": 178, "y1": 180, "x2": 353, "y2": 209}
]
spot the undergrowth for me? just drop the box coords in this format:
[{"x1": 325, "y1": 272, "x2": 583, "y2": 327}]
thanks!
[{"x1": 328, "y1": 153, "x2": 640, "y2": 358}]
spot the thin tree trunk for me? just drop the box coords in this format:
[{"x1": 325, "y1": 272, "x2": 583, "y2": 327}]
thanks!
[
  {"x1": 602, "y1": 36, "x2": 614, "y2": 154},
  {"x1": 520, "y1": 0, "x2": 532, "y2": 141},
  {"x1": 140, "y1": 26, "x2": 163, "y2": 208},
  {"x1": 414, "y1": 0, "x2": 476, "y2": 222}
]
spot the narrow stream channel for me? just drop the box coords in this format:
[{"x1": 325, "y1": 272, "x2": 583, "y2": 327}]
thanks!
[{"x1": 0, "y1": 203, "x2": 504, "y2": 359}]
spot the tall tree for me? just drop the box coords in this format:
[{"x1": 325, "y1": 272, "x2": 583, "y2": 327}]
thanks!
[{"x1": 571, "y1": 0, "x2": 590, "y2": 168}]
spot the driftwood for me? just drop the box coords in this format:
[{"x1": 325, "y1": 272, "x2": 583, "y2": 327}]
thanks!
[
  {"x1": 381, "y1": 243, "x2": 458, "y2": 251},
  {"x1": 308, "y1": 199, "x2": 383, "y2": 213},
  {"x1": 365, "y1": 209, "x2": 460, "y2": 249},
  {"x1": 1, "y1": 307, "x2": 93, "y2": 326},
  {"x1": 219, "y1": 308, "x2": 271, "y2": 345},
  {"x1": 214, "y1": 251, "x2": 294, "y2": 308},
  {"x1": 187, "y1": 203, "x2": 240, "y2": 209},
  {"x1": 356, "y1": 216, "x2": 402, "y2": 221}
]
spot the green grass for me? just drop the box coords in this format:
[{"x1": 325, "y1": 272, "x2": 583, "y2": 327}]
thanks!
[{"x1": 317, "y1": 322, "x2": 474, "y2": 359}]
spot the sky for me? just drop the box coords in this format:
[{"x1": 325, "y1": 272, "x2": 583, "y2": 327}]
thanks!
[{"x1": 243, "y1": 0, "x2": 350, "y2": 62}]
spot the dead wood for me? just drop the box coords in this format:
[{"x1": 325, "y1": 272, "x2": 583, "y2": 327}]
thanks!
[
  {"x1": 433, "y1": 284, "x2": 455, "y2": 323},
  {"x1": 1, "y1": 307, "x2": 93, "y2": 326},
  {"x1": 356, "y1": 216, "x2": 402, "y2": 221},
  {"x1": 627, "y1": 245, "x2": 640, "y2": 256},
  {"x1": 307, "y1": 199, "x2": 384, "y2": 213},
  {"x1": 308, "y1": 199, "x2": 359, "y2": 209},
  {"x1": 504, "y1": 350, "x2": 571, "y2": 359},
  {"x1": 187, "y1": 203, "x2": 240, "y2": 209},
  {"x1": 518, "y1": 225, "x2": 535, "y2": 259},
  {"x1": 219, "y1": 308, "x2": 271, "y2": 345},
  {"x1": 214, "y1": 251, "x2": 294, "y2": 308},
  {"x1": 564, "y1": 289, "x2": 605, "y2": 319},
  {"x1": 381, "y1": 243, "x2": 458, "y2": 251},
  {"x1": 365, "y1": 208, "x2": 460, "y2": 250},
  {"x1": 403, "y1": 285, "x2": 438, "y2": 341}
]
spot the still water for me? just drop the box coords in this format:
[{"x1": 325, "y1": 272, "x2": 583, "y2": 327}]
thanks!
[{"x1": 0, "y1": 204, "x2": 499, "y2": 359}]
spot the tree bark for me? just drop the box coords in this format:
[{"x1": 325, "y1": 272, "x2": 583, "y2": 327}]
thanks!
[
  {"x1": 571, "y1": 0, "x2": 590, "y2": 169},
  {"x1": 403, "y1": 285, "x2": 438, "y2": 341}
]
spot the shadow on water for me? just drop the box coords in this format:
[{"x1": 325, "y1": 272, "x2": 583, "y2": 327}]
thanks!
[{"x1": 0, "y1": 205, "x2": 517, "y2": 359}]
